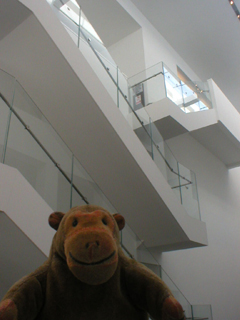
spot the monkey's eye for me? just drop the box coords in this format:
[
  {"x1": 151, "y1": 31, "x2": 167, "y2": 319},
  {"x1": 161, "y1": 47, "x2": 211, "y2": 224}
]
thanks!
[
  {"x1": 72, "y1": 219, "x2": 78, "y2": 227},
  {"x1": 102, "y1": 218, "x2": 108, "y2": 226}
]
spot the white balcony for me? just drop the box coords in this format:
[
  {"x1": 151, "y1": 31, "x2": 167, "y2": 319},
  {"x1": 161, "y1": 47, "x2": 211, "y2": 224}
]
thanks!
[{"x1": 129, "y1": 64, "x2": 240, "y2": 169}]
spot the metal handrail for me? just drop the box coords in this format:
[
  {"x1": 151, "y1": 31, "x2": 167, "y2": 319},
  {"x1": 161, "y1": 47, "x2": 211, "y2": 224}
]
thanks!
[{"x1": 0, "y1": 92, "x2": 89, "y2": 205}]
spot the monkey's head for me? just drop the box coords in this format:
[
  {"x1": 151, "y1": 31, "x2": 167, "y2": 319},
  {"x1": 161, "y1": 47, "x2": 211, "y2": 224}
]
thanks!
[{"x1": 49, "y1": 205, "x2": 125, "y2": 285}]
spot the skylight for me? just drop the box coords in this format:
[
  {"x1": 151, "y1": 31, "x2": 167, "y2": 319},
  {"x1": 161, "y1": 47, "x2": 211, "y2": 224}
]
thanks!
[{"x1": 60, "y1": 0, "x2": 103, "y2": 43}]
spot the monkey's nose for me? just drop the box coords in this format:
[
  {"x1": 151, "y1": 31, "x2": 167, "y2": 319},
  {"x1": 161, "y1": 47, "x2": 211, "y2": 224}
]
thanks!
[{"x1": 85, "y1": 241, "x2": 100, "y2": 249}]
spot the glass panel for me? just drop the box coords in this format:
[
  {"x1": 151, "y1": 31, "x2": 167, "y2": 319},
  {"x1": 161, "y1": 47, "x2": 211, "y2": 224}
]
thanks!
[
  {"x1": 161, "y1": 268, "x2": 193, "y2": 319},
  {"x1": 63, "y1": 19, "x2": 79, "y2": 47},
  {"x1": 102, "y1": 55, "x2": 118, "y2": 85},
  {"x1": 151, "y1": 143, "x2": 168, "y2": 177},
  {"x1": 118, "y1": 90, "x2": 131, "y2": 117},
  {"x1": 178, "y1": 163, "x2": 201, "y2": 220},
  {"x1": 72, "y1": 156, "x2": 116, "y2": 212},
  {"x1": 0, "y1": 69, "x2": 16, "y2": 105},
  {"x1": 118, "y1": 87, "x2": 154, "y2": 159},
  {"x1": 80, "y1": 10, "x2": 102, "y2": 43},
  {"x1": 162, "y1": 65, "x2": 212, "y2": 113},
  {"x1": 60, "y1": 0, "x2": 80, "y2": 26},
  {"x1": 80, "y1": 25, "x2": 118, "y2": 85},
  {"x1": 181, "y1": 80, "x2": 198, "y2": 110},
  {"x1": 117, "y1": 69, "x2": 129, "y2": 103},
  {"x1": 165, "y1": 146, "x2": 182, "y2": 201},
  {"x1": 193, "y1": 81, "x2": 212, "y2": 110},
  {"x1": 133, "y1": 115, "x2": 153, "y2": 159},
  {"x1": 136, "y1": 240, "x2": 192, "y2": 320},
  {"x1": 163, "y1": 66, "x2": 183, "y2": 107},
  {"x1": 145, "y1": 73, "x2": 166, "y2": 106},
  {"x1": 192, "y1": 305, "x2": 213, "y2": 320},
  {"x1": 4, "y1": 111, "x2": 70, "y2": 211},
  {"x1": 0, "y1": 95, "x2": 11, "y2": 162},
  {"x1": 78, "y1": 32, "x2": 118, "y2": 106},
  {"x1": 128, "y1": 63, "x2": 166, "y2": 108},
  {"x1": 194, "y1": 81, "x2": 211, "y2": 100},
  {"x1": 129, "y1": 82, "x2": 145, "y2": 110},
  {"x1": 137, "y1": 245, "x2": 159, "y2": 267},
  {"x1": 55, "y1": 168, "x2": 73, "y2": 212},
  {"x1": 48, "y1": 0, "x2": 80, "y2": 46},
  {"x1": 121, "y1": 224, "x2": 138, "y2": 259},
  {"x1": 54, "y1": 0, "x2": 119, "y2": 102},
  {"x1": 13, "y1": 81, "x2": 73, "y2": 181},
  {"x1": 150, "y1": 121, "x2": 181, "y2": 200},
  {"x1": 151, "y1": 137, "x2": 182, "y2": 203}
]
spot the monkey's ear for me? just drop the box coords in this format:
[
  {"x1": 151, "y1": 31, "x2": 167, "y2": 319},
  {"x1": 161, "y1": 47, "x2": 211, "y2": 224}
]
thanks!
[
  {"x1": 49, "y1": 212, "x2": 65, "y2": 230},
  {"x1": 113, "y1": 213, "x2": 125, "y2": 231}
]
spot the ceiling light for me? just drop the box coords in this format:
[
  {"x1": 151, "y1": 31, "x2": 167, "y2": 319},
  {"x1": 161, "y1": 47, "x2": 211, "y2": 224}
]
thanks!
[{"x1": 229, "y1": 0, "x2": 240, "y2": 21}]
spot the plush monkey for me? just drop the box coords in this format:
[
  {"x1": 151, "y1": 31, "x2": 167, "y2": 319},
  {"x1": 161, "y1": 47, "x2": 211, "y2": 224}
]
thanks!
[{"x1": 0, "y1": 205, "x2": 185, "y2": 320}]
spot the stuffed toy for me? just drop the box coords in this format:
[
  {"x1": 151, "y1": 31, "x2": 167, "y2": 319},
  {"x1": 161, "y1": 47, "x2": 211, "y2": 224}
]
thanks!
[{"x1": 0, "y1": 205, "x2": 185, "y2": 320}]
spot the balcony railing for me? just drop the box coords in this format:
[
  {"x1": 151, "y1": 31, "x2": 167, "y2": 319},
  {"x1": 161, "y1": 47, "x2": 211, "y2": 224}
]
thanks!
[
  {"x1": 128, "y1": 63, "x2": 212, "y2": 113},
  {"x1": 46, "y1": 0, "x2": 201, "y2": 220},
  {"x1": 0, "y1": 69, "x2": 115, "y2": 213}
]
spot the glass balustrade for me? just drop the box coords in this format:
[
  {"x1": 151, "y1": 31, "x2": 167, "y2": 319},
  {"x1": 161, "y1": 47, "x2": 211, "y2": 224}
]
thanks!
[
  {"x1": 129, "y1": 62, "x2": 212, "y2": 113},
  {"x1": 162, "y1": 65, "x2": 184, "y2": 107},
  {"x1": 128, "y1": 63, "x2": 166, "y2": 108},
  {"x1": 44, "y1": 0, "x2": 202, "y2": 220},
  {"x1": 163, "y1": 64, "x2": 212, "y2": 112},
  {"x1": 0, "y1": 69, "x2": 115, "y2": 214},
  {"x1": 178, "y1": 163, "x2": 201, "y2": 220}
]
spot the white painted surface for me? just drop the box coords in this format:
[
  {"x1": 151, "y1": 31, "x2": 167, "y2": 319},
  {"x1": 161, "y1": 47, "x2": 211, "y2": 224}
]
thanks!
[
  {"x1": 117, "y1": 0, "x2": 201, "y2": 81},
  {"x1": 75, "y1": 0, "x2": 141, "y2": 48},
  {"x1": 145, "y1": 98, "x2": 217, "y2": 133},
  {"x1": 0, "y1": 211, "x2": 47, "y2": 300},
  {"x1": 209, "y1": 79, "x2": 240, "y2": 142},
  {"x1": 143, "y1": 81, "x2": 240, "y2": 168},
  {"x1": 0, "y1": 163, "x2": 54, "y2": 256},
  {"x1": 108, "y1": 28, "x2": 146, "y2": 78}
]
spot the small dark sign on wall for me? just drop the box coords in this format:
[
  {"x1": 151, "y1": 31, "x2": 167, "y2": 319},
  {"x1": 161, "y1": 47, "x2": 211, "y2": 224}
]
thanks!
[{"x1": 132, "y1": 83, "x2": 145, "y2": 110}]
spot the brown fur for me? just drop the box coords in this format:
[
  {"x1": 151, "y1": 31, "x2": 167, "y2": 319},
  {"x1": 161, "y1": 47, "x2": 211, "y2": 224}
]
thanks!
[{"x1": 0, "y1": 205, "x2": 185, "y2": 320}]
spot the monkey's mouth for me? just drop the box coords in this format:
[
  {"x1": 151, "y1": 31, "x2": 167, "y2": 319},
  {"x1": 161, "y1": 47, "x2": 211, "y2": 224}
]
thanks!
[{"x1": 69, "y1": 251, "x2": 116, "y2": 266}]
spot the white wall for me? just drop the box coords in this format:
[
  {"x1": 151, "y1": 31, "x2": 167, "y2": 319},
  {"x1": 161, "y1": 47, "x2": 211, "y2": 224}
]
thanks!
[
  {"x1": 117, "y1": 0, "x2": 202, "y2": 81},
  {"x1": 0, "y1": 163, "x2": 55, "y2": 256},
  {"x1": 209, "y1": 79, "x2": 240, "y2": 143},
  {"x1": 156, "y1": 133, "x2": 240, "y2": 320},
  {"x1": 108, "y1": 28, "x2": 146, "y2": 78}
]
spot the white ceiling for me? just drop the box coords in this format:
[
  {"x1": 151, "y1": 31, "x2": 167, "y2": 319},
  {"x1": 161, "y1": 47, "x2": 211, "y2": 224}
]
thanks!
[
  {"x1": 75, "y1": 0, "x2": 141, "y2": 47},
  {"x1": 130, "y1": 0, "x2": 240, "y2": 113}
]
